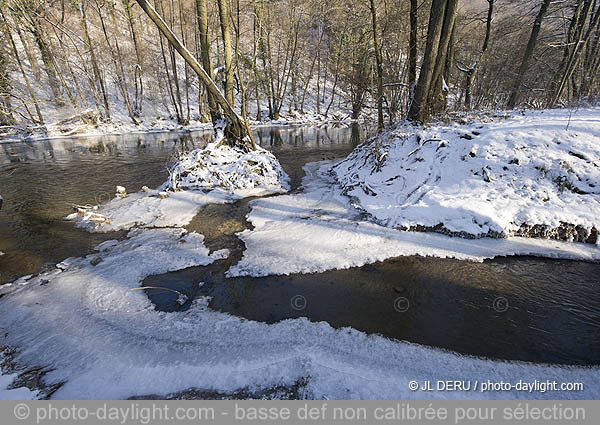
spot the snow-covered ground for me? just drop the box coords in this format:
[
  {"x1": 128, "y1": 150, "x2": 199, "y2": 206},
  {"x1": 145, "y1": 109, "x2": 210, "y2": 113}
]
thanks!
[
  {"x1": 2, "y1": 108, "x2": 600, "y2": 400},
  {"x1": 333, "y1": 108, "x2": 600, "y2": 243},
  {"x1": 0, "y1": 228, "x2": 598, "y2": 400},
  {"x1": 229, "y1": 160, "x2": 600, "y2": 277}
]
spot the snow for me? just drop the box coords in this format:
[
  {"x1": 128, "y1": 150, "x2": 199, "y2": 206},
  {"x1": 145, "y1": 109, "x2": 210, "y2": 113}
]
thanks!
[
  {"x1": 228, "y1": 160, "x2": 600, "y2": 277},
  {"x1": 0, "y1": 228, "x2": 598, "y2": 400},
  {"x1": 69, "y1": 187, "x2": 233, "y2": 232},
  {"x1": 333, "y1": 108, "x2": 600, "y2": 242},
  {"x1": 0, "y1": 374, "x2": 38, "y2": 400},
  {"x1": 67, "y1": 143, "x2": 290, "y2": 232},
  {"x1": 166, "y1": 141, "x2": 290, "y2": 193}
]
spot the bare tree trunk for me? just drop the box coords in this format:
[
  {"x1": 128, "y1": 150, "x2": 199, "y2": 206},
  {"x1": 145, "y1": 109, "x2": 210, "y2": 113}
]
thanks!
[
  {"x1": 408, "y1": 0, "x2": 418, "y2": 105},
  {"x1": 97, "y1": 2, "x2": 138, "y2": 125},
  {"x1": 549, "y1": 1, "x2": 600, "y2": 106},
  {"x1": 178, "y1": 0, "x2": 191, "y2": 123},
  {"x1": 163, "y1": 0, "x2": 183, "y2": 123},
  {"x1": 31, "y1": 20, "x2": 62, "y2": 103},
  {"x1": 427, "y1": 0, "x2": 458, "y2": 115},
  {"x1": 16, "y1": 25, "x2": 40, "y2": 80},
  {"x1": 300, "y1": 19, "x2": 324, "y2": 113},
  {"x1": 457, "y1": 0, "x2": 494, "y2": 110},
  {"x1": 547, "y1": 0, "x2": 591, "y2": 105},
  {"x1": 507, "y1": 0, "x2": 552, "y2": 108},
  {"x1": 0, "y1": 16, "x2": 13, "y2": 125},
  {"x1": 196, "y1": 0, "x2": 218, "y2": 122},
  {"x1": 252, "y1": 0, "x2": 262, "y2": 119},
  {"x1": 581, "y1": 5, "x2": 600, "y2": 96},
  {"x1": 407, "y1": 0, "x2": 447, "y2": 123},
  {"x1": 326, "y1": 29, "x2": 345, "y2": 117},
  {"x1": 217, "y1": 0, "x2": 235, "y2": 107},
  {"x1": 79, "y1": 2, "x2": 110, "y2": 119},
  {"x1": 369, "y1": 0, "x2": 384, "y2": 131},
  {"x1": 0, "y1": 9, "x2": 42, "y2": 123},
  {"x1": 123, "y1": 0, "x2": 144, "y2": 115}
]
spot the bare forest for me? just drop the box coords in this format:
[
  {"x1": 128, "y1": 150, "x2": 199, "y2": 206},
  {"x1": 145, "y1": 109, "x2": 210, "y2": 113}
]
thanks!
[{"x1": 0, "y1": 0, "x2": 598, "y2": 134}]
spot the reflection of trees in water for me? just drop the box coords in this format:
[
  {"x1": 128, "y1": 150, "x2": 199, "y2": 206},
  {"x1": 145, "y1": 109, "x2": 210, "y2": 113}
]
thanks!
[
  {"x1": 252, "y1": 124, "x2": 369, "y2": 151},
  {"x1": 1, "y1": 125, "x2": 371, "y2": 167}
]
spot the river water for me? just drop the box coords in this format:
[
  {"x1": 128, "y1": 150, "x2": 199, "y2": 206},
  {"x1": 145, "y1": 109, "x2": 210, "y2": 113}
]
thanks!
[{"x1": 1, "y1": 125, "x2": 599, "y2": 367}]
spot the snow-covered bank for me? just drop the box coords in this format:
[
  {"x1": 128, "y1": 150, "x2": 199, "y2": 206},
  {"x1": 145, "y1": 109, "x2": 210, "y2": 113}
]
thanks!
[
  {"x1": 333, "y1": 108, "x2": 600, "y2": 243},
  {"x1": 0, "y1": 229, "x2": 598, "y2": 400},
  {"x1": 229, "y1": 161, "x2": 600, "y2": 277},
  {"x1": 0, "y1": 110, "x2": 359, "y2": 145}
]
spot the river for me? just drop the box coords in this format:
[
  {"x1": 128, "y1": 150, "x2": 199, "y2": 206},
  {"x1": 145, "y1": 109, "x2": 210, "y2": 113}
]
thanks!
[{"x1": 1, "y1": 125, "x2": 599, "y2": 368}]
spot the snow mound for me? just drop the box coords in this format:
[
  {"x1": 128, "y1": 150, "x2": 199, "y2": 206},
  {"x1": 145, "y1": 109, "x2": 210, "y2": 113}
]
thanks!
[
  {"x1": 333, "y1": 109, "x2": 600, "y2": 243},
  {"x1": 67, "y1": 143, "x2": 289, "y2": 232},
  {"x1": 0, "y1": 227, "x2": 598, "y2": 400},
  {"x1": 166, "y1": 142, "x2": 290, "y2": 193},
  {"x1": 228, "y1": 161, "x2": 600, "y2": 277}
]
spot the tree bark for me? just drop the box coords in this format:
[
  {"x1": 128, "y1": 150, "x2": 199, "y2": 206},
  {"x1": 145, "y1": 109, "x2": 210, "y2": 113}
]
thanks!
[
  {"x1": 457, "y1": 0, "x2": 494, "y2": 110},
  {"x1": 549, "y1": 1, "x2": 599, "y2": 105},
  {"x1": 427, "y1": 0, "x2": 458, "y2": 115},
  {"x1": 407, "y1": 0, "x2": 447, "y2": 123},
  {"x1": 79, "y1": 2, "x2": 110, "y2": 119},
  {"x1": 408, "y1": 0, "x2": 418, "y2": 100},
  {"x1": 217, "y1": 0, "x2": 235, "y2": 107},
  {"x1": 196, "y1": 0, "x2": 218, "y2": 122},
  {"x1": 369, "y1": 0, "x2": 384, "y2": 131},
  {"x1": 507, "y1": 0, "x2": 552, "y2": 108}
]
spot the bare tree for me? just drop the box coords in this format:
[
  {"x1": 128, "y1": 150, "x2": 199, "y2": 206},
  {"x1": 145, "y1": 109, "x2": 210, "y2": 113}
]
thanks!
[
  {"x1": 457, "y1": 0, "x2": 494, "y2": 110},
  {"x1": 369, "y1": 0, "x2": 384, "y2": 131},
  {"x1": 507, "y1": 0, "x2": 552, "y2": 108}
]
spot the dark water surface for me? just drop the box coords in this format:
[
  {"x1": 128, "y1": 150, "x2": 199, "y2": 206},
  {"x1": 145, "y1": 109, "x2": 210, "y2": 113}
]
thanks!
[{"x1": 1, "y1": 125, "x2": 599, "y2": 367}]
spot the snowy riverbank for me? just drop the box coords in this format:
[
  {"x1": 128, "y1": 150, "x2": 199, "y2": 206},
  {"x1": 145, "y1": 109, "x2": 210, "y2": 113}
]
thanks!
[
  {"x1": 334, "y1": 108, "x2": 600, "y2": 243},
  {"x1": 0, "y1": 109, "x2": 362, "y2": 144},
  {"x1": 0, "y1": 226, "x2": 598, "y2": 400}
]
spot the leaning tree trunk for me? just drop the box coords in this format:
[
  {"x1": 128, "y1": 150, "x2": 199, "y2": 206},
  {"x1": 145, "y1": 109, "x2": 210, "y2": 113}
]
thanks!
[
  {"x1": 134, "y1": 0, "x2": 254, "y2": 148},
  {"x1": 0, "y1": 29, "x2": 13, "y2": 126},
  {"x1": 1, "y1": 9, "x2": 43, "y2": 123},
  {"x1": 31, "y1": 21, "x2": 63, "y2": 104},
  {"x1": 547, "y1": 0, "x2": 591, "y2": 106},
  {"x1": 507, "y1": 0, "x2": 552, "y2": 109},
  {"x1": 549, "y1": 1, "x2": 600, "y2": 106}
]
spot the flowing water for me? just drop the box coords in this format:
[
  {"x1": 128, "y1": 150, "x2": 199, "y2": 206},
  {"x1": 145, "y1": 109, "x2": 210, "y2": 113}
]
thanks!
[{"x1": 1, "y1": 125, "x2": 599, "y2": 367}]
